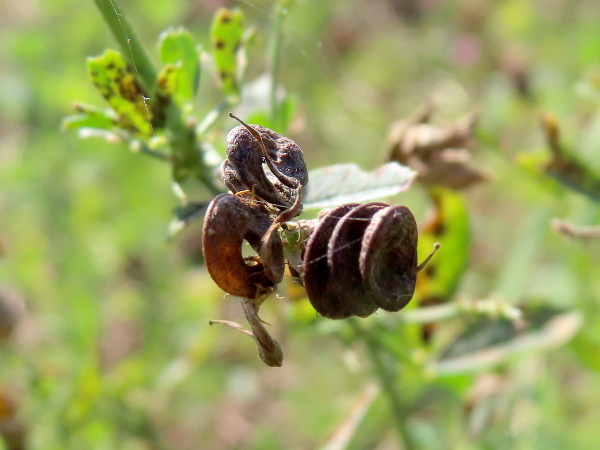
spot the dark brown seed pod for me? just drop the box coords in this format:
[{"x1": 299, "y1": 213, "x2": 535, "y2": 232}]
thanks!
[
  {"x1": 222, "y1": 115, "x2": 308, "y2": 211},
  {"x1": 202, "y1": 193, "x2": 285, "y2": 299},
  {"x1": 303, "y1": 202, "x2": 439, "y2": 319},
  {"x1": 326, "y1": 203, "x2": 389, "y2": 318},
  {"x1": 303, "y1": 203, "x2": 360, "y2": 319},
  {"x1": 359, "y1": 205, "x2": 419, "y2": 311}
]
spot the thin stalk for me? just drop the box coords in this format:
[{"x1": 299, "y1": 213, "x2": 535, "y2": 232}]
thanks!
[
  {"x1": 391, "y1": 298, "x2": 522, "y2": 325},
  {"x1": 92, "y1": 0, "x2": 156, "y2": 92},
  {"x1": 348, "y1": 319, "x2": 414, "y2": 449},
  {"x1": 195, "y1": 99, "x2": 232, "y2": 137},
  {"x1": 268, "y1": 0, "x2": 291, "y2": 130},
  {"x1": 129, "y1": 140, "x2": 170, "y2": 161}
]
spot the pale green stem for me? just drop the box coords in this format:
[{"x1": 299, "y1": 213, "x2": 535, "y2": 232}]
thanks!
[
  {"x1": 92, "y1": 0, "x2": 156, "y2": 92},
  {"x1": 348, "y1": 319, "x2": 414, "y2": 449},
  {"x1": 268, "y1": 0, "x2": 292, "y2": 130}
]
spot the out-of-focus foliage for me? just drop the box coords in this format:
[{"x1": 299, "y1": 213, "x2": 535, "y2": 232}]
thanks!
[{"x1": 2, "y1": 0, "x2": 600, "y2": 449}]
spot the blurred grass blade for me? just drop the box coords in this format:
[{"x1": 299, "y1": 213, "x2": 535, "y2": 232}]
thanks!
[
  {"x1": 158, "y1": 27, "x2": 201, "y2": 107},
  {"x1": 210, "y1": 8, "x2": 244, "y2": 99},
  {"x1": 322, "y1": 384, "x2": 380, "y2": 450},
  {"x1": 303, "y1": 162, "x2": 416, "y2": 209},
  {"x1": 494, "y1": 206, "x2": 552, "y2": 300},
  {"x1": 541, "y1": 114, "x2": 600, "y2": 201},
  {"x1": 432, "y1": 312, "x2": 582, "y2": 376},
  {"x1": 87, "y1": 49, "x2": 152, "y2": 137}
]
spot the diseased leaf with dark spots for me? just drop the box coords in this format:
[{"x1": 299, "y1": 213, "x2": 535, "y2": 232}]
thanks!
[
  {"x1": 87, "y1": 49, "x2": 152, "y2": 136},
  {"x1": 158, "y1": 27, "x2": 200, "y2": 109},
  {"x1": 211, "y1": 8, "x2": 244, "y2": 99}
]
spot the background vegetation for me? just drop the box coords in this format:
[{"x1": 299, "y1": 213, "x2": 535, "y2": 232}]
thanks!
[{"x1": 2, "y1": 0, "x2": 600, "y2": 448}]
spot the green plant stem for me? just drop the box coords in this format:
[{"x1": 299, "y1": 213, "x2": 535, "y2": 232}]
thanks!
[
  {"x1": 93, "y1": 0, "x2": 222, "y2": 195},
  {"x1": 348, "y1": 319, "x2": 414, "y2": 449},
  {"x1": 92, "y1": 0, "x2": 156, "y2": 92},
  {"x1": 390, "y1": 298, "x2": 522, "y2": 325},
  {"x1": 268, "y1": 0, "x2": 291, "y2": 130}
]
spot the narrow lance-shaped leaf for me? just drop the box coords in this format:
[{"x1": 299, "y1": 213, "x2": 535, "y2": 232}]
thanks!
[
  {"x1": 158, "y1": 27, "x2": 201, "y2": 108},
  {"x1": 303, "y1": 162, "x2": 416, "y2": 209},
  {"x1": 210, "y1": 8, "x2": 244, "y2": 99},
  {"x1": 61, "y1": 103, "x2": 117, "y2": 133},
  {"x1": 87, "y1": 49, "x2": 152, "y2": 137}
]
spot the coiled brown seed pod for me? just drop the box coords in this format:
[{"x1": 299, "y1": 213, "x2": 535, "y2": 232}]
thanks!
[
  {"x1": 204, "y1": 116, "x2": 308, "y2": 300},
  {"x1": 203, "y1": 193, "x2": 285, "y2": 299},
  {"x1": 303, "y1": 202, "x2": 436, "y2": 319},
  {"x1": 221, "y1": 115, "x2": 308, "y2": 213}
]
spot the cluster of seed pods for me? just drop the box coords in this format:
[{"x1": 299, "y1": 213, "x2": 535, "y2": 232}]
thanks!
[
  {"x1": 203, "y1": 116, "x2": 437, "y2": 321},
  {"x1": 203, "y1": 115, "x2": 307, "y2": 300}
]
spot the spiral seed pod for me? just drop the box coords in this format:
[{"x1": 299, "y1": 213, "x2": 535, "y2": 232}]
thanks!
[
  {"x1": 326, "y1": 203, "x2": 389, "y2": 318},
  {"x1": 303, "y1": 203, "x2": 360, "y2": 319},
  {"x1": 359, "y1": 205, "x2": 418, "y2": 311},
  {"x1": 303, "y1": 202, "x2": 437, "y2": 319},
  {"x1": 222, "y1": 116, "x2": 308, "y2": 212},
  {"x1": 203, "y1": 193, "x2": 285, "y2": 299}
]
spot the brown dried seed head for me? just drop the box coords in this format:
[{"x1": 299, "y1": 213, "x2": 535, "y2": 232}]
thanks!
[{"x1": 223, "y1": 117, "x2": 308, "y2": 211}]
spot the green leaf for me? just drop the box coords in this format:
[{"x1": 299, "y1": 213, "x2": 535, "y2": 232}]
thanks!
[
  {"x1": 87, "y1": 49, "x2": 152, "y2": 137},
  {"x1": 210, "y1": 7, "x2": 244, "y2": 99},
  {"x1": 416, "y1": 188, "x2": 471, "y2": 302},
  {"x1": 150, "y1": 64, "x2": 180, "y2": 129},
  {"x1": 158, "y1": 27, "x2": 200, "y2": 107},
  {"x1": 571, "y1": 329, "x2": 600, "y2": 372},
  {"x1": 62, "y1": 103, "x2": 117, "y2": 132},
  {"x1": 303, "y1": 162, "x2": 416, "y2": 209},
  {"x1": 278, "y1": 93, "x2": 298, "y2": 133}
]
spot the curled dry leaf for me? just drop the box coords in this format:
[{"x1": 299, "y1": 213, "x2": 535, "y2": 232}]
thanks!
[{"x1": 387, "y1": 105, "x2": 489, "y2": 190}]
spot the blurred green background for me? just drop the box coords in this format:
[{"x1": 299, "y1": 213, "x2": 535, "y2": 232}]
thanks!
[{"x1": 2, "y1": 0, "x2": 600, "y2": 448}]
